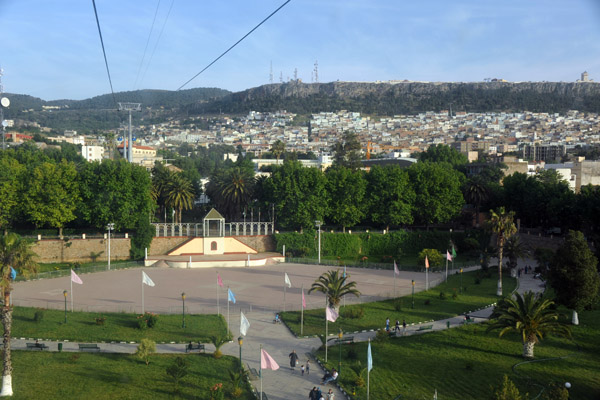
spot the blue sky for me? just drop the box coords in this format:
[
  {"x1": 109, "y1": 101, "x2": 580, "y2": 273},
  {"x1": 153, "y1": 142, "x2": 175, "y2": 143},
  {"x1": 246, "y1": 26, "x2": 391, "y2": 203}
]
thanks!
[{"x1": 1, "y1": 0, "x2": 599, "y2": 100}]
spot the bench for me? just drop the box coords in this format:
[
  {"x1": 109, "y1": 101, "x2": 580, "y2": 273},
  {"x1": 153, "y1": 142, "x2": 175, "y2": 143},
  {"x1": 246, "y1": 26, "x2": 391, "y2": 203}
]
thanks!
[
  {"x1": 26, "y1": 342, "x2": 49, "y2": 350},
  {"x1": 185, "y1": 343, "x2": 205, "y2": 353},
  {"x1": 417, "y1": 324, "x2": 433, "y2": 331},
  {"x1": 463, "y1": 319, "x2": 475, "y2": 325},
  {"x1": 247, "y1": 363, "x2": 259, "y2": 381},
  {"x1": 78, "y1": 344, "x2": 100, "y2": 351},
  {"x1": 332, "y1": 336, "x2": 354, "y2": 345}
]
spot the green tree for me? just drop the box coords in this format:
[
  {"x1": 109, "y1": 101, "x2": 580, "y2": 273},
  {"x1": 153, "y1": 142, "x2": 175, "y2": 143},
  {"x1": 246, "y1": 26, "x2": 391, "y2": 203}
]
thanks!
[
  {"x1": 308, "y1": 269, "x2": 361, "y2": 311},
  {"x1": 325, "y1": 166, "x2": 366, "y2": 232},
  {"x1": 417, "y1": 249, "x2": 443, "y2": 270},
  {"x1": 491, "y1": 375, "x2": 527, "y2": 400},
  {"x1": 0, "y1": 157, "x2": 24, "y2": 234},
  {"x1": 418, "y1": 144, "x2": 467, "y2": 168},
  {"x1": 464, "y1": 178, "x2": 489, "y2": 227},
  {"x1": 487, "y1": 207, "x2": 517, "y2": 296},
  {"x1": 365, "y1": 166, "x2": 415, "y2": 231},
  {"x1": 332, "y1": 131, "x2": 362, "y2": 170},
  {"x1": 547, "y1": 230, "x2": 600, "y2": 324},
  {"x1": 206, "y1": 166, "x2": 255, "y2": 221},
  {"x1": 270, "y1": 140, "x2": 285, "y2": 162},
  {"x1": 22, "y1": 160, "x2": 79, "y2": 237},
  {"x1": 166, "y1": 356, "x2": 189, "y2": 393},
  {"x1": 504, "y1": 236, "x2": 528, "y2": 271},
  {"x1": 409, "y1": 162, "x2": 465, "y2": 227},
  {"x1": 164, "y1": 173, "x2": 195, "y2": 223},
  {"x1": 135, "y1": 338, "x2": 156, "y2": 366},
  {"x1": 0, "y1": 233, "x2": 38, "y2": 396},
  {"x1": 487, "y1": 291, "x2": 571, "y2": 358}
]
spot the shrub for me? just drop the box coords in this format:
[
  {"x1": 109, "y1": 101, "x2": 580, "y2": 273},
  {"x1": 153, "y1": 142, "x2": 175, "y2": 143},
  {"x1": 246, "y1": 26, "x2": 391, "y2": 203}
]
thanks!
[
  {"x1": 394, "y1": 299, "x2": 403, "y2": 311},
  {"x1": 424, "y1": 299, "x2": 431, "y2": 306},
  {"x1": 33, "y1": 310, "x2": 44, "y2": 323},
  {"x1": 417, "y1": 249, "x2": 443, "y2": 270},
  {"x1": 374, "y1": 329, "x2": 389, "y2": 342},
  {"x1": 341, "y1": 307, "x2": 364, "y2": 319},
  {"x1": 452, "y1": 291, "x2": 458, "y2": 300},
  {"x1": 166, "y1": 356, "x2": 189, "y2": 393},
  {"x1": 439, "y1": 292, "x2": 447, "y2": 300},
  {"x1": 95, "y1": 316, "x2": 106, "y2": 325},
  {"x1": 209, "y1": 383, "x2": 225, "y2": 400},
  {"x1": 136, "y1": 312, "x2": 158, "y2": 329},
  {"x1": 491, "y1": 375, "x2": 525, "y2": 400},
  {"x1": 135, "y1": 339, "x2": 156, "y2": 366}
]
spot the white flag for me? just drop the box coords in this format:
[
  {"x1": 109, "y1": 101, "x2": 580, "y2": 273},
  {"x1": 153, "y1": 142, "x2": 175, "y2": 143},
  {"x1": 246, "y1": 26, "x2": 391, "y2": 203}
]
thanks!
[
  {"x1": 240, "y1": 311, "x2": 250, "y2": 336},
  {"x1": 71, "y1": 269, "x2": 83, "y2": 285},
  {"x1": 142, "y1": 271, "x2": 155, "y2": 287},
  {"x1": 326, "y1": 306, "x2": 338, "y2": 322},
  {"x1": 284, "y1": 272, "x2": 292, "y2": 288}
]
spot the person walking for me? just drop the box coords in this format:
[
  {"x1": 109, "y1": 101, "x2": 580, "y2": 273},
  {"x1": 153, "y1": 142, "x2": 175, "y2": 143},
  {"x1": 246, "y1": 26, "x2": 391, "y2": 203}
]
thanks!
[
  {"x1": 326, "y1": 388, "x2": 335, "y2": 400},
  {"x1": 289, "y1": 349, "x2": 299, "y2": 370},
  {"x1": 309, "y1": 387, "x2": 318, "y2": 400},
  {"x1": 394, "y1": 319, "x2": 401, "y2": 334},
  {"x1": 385, "y1": 317, "x2": 390, "y2": 332},
  {"x1": 402, "y1": 319, "x2": 407, "y2": 336},
  {"x1": 306, "y1": 359, "x2": 311, "y2": 375}
]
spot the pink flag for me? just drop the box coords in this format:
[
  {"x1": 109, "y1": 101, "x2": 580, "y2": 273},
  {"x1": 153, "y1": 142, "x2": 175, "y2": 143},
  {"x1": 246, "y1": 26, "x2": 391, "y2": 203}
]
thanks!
[
  {"x1": 261, "y1": 348, "x2": 280, "y2": 370},
  {"x1": 394, "y1": 260, "x2": 399, "y2": 276},
  {"x1": 326, "y1": 306, "x2": 338, "y2": 322},
  {"x1": 71, "y1": 269, "x2": 83, "y2": 284},
  {"x1": 217, "y1": 273, "x2": 224, "y2": 288},
  {"x1": 425, "y1": 256, "x2": 429, "y2": 269},
  {"x1": 446, "y1": 250, "x2": 452, "y2": 261},
  {"x1": 302, "y1": 288, "x2": 306, "y2": 309}
]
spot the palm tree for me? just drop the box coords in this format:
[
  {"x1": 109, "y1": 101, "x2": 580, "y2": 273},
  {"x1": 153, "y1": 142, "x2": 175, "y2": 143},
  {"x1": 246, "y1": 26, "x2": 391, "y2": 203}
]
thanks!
[
  {"x1": 271, "y1": 140, "x2": 285, "y2": 163},
  {"x1": 0, "y1": 233, "x2": 38, "y2": 396},
  {"x1": 504, "y1": 235, "x2": 528, "y2": 271},
  {"x1": 165, "y1": 173, "x2": 195, "y2": 223},
  {"x1": 487, "y1": 207, "x2": 517, "y2": 296},
  {"x1": 464, "y1": 180, "x2": 489, "y2": 227},
  {"x1": 308, "y1": 270, "x2": 361, "y2": 311},
  {"x1": 487, "y1": 291, "x2": 571, "y2": 358},
  {"x1": 207, "y1": 167, "x2": 255, "y2": 220}
]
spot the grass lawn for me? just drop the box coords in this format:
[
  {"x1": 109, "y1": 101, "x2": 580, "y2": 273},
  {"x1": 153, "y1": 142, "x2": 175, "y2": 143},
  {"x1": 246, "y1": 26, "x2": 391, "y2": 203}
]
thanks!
[
  {"x1": 8, "y1": 307, "x2": 228, "y2": 343},
  {"x1": 281, "y1": 270, "x2": 515, "y2": 336},
  {"x1": 11, "y1": 351, "x2": 253, "y2": 400},
  {"x1": 317, "y1": 308, "x2": 600, "y2": 400},
  {"x1": 36, "y1": 260, "x2": 138, "y2": 273}
]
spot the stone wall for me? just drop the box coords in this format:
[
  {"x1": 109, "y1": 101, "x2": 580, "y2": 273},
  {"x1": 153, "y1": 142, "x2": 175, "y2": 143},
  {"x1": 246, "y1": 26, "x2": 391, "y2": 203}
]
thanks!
[
  {"x1": 234, "y1": 235, "x2": 276, "y2": 253},
  {"x1": 148, "y1": 237, "x2": 190, "y2": 256},
  {"x1": 32, "y1": 238, "x2": 131, "y2": 263},
  {"x1": 518, "y1": 232, "x2": 564, "y2": 251}
]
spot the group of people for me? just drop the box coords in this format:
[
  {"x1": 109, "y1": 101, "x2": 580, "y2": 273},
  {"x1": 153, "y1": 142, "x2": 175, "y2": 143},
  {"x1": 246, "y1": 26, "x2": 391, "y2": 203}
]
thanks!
[
  {"x1": 309, "y1": 386, "x2": 335, "y2": 400},
  {"x1": 386, "y1": 317, "x2": 407, "y2": 336}
]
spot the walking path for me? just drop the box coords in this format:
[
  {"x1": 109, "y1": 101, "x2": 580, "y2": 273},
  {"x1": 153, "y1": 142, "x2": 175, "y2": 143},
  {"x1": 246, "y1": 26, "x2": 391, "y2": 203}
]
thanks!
[{"x1": 10, "y1": 260, "x2": 545, "y2": 400}]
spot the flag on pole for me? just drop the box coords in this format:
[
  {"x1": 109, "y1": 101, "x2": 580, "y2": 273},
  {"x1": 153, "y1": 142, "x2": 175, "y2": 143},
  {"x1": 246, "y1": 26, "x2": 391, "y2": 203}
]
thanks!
[
  {"x1": 367, "y1": 340, "x2": 373, "y2": 372},
  {"x1": 142, "y1": 271, "x2": 155, "y2": 287},
  {"x1": 261, "y1": 348, "x2": 280, "y2": 370},
  {"x1": 228, "y1": 288, "x2": 236, "y2": 304},
  {"x1": 71, "y1": 269, "x2": 83, "y2": 284},
  {"x1": 326, "y1": 306, "x2": 338, "y2": 322},
  {"x1": 10, "y1": 267, "x2": 17, "y2": 281},
  {"x1": 425, "y1": 256, "x2": 429, "y2": 269},
  {"x1": 284, "y1": 272, "x2": 292, "y2": 288},
  {"x1": 217, "y1": 273, "x2": 224, "y2": 288},
  {"x1": 394, "y1": 260, "x2": 399, "y2": 276},
  {"x1": 446, "y1": 250, "x2": 452, "y2": 261},
  {"x1": 240, "y1": 311, "x2": 250, "y2": 336},
  {"x1": 302, "y1": 288, "x2": 306, "y2": 309},
  {"x1": 452, "y1": 245, "x2": 457, "y2": 259}
]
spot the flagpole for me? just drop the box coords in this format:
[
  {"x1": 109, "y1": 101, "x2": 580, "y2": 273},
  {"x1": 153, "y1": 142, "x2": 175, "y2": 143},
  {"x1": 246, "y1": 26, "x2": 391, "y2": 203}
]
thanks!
[
  {"x1": 70, "y1": 274, "x2": 73, "y2": 312},
  {"x1": 445, "y1": 255, "x2": 448, "y2": 281},
  {"x1": 259, "y1": 344, "x2": 263, "y2": 400},
  {"x1": 393, "y1": 262, "x2": 396, "y2": 298},
  {"x1": 343, "y1": 265, "x2": 347, "y2": 307},
  {"x1": 283, "y1": 274, "x2": 286, "y2": 313},
  {"x1": 325, "y1": 298, "x2": 328, "y2": 363},
  {"x1": 227, "y1": 286, "x2": 230, "y2": 334},
  {"x1": 216, "y1": 272, "x2": 220, "y2": 316},
  {"x1": 367, "y1": 338, "x2": 371, "y2": 400},
  {"x1": 142, "y1": 271, "x2": 145, "y2": 314},
  {"x1": 426, "y1": 266, "x2": 429, "y2": 291},
  {"x1": 300, "y1": 285, "x2": 304, "y2": 336}
]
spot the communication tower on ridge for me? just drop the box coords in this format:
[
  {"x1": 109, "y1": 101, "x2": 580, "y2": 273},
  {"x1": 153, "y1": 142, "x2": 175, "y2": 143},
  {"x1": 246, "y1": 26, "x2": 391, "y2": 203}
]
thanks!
[
  {"x1": 118, "y1": 102, "x2": 141, "y2": 162},
  {"x1": 294, "y1": 68, "x2": 298, "y2": 81},
  {"x1": 314, "y1": 60, "x2": 319, "y2": 83},
  {"x1": 269, "y1": 61, "x2": 273, "y2": 84}
]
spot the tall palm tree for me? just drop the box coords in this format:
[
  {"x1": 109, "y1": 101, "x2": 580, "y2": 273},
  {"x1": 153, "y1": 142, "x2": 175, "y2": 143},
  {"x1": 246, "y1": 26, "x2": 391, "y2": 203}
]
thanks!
[
  {"x1": 206, "y1": 167, "x2": 255, "y2": 220},
  {"x1": 151, "y1": 164, "x2": 173, "y2": 222},
  {"x1": 308, "y1": 270, "x2": 361, "y2": 311},
  {"x1": 165, "y1": 173, "x2": 195, "y2": 223},
  {"x1": 504, "y1": 235, "x2": 528, "y2": 271},
  {"x1": 0, "y1": 233, "x2": 38, "y2": 396},
  {"x1": 487, "y1": 207, "x2": 517, "y2": 296},
  {"x1": 464, "y1": 180, "x2": 489, "y2": 227},
  {"x1": 271, "y1": 140, "x2": 285, "y2": 163},
  {"x1": 487, "y1": 291, "x2": 571, "y2": 358}
]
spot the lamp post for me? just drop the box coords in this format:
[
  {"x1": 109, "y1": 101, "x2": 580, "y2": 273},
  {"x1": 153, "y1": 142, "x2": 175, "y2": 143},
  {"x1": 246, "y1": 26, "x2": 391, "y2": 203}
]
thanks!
[
  {"x1": 315, "y1": 220, "x2": 322, "y2": 264},
  {"x1": 338, "y1": 328, "x2": 343, "y2": 375},
  {"x1": 411, "y1": 280, "x2": 415, "y2": 309},
  {"x1": 238, "y1": 336, "x2": 243, "y2": 373},
  {"x1": 63, "y1": 290, "x2": 68, "y2": 323},
  {"x1": 460, "y1": 268, "x2": 463, "y2": 293},
  {"x1": 181, "y1": 292, "x2": 186, "y2": 328},
  {"x1": 107, "y1": 223, "x2": 114, "y2": 270}
]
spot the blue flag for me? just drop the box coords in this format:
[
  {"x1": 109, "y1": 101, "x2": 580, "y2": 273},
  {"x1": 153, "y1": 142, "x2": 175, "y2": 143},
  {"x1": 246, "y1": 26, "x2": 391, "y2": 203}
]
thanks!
[
  {"x1": 228, "y1": 288, "x2": 236, "y2": 304},
  {"x1": 10, "y1": 267, "x2": 17, "y2": 281},
  {"x1": 367, "y1": 341, "x2": 373, "y2": 372}
]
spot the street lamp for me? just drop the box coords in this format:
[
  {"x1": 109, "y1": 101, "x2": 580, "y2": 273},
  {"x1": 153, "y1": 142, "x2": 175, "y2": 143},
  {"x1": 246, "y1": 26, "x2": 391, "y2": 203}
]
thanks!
[
  {"x1": 411, "y1": 280, "x2": 415, "y2": 309},
  {"x1": 460, "y1": 268, "x2": 463, "y2": 293},
  {"x1": 238, "y1": 336, "x2": 243, "y2": 373},
  {"x1": 181, "y1": 292, "x2": 186, "y2": 328},
  {"x1": 338, "y1": 329, "x2": 343, "y2": 375},
  {"x1": 63, "y1": 290, "x2": 68, "y2": 323},
  {"x1": 315, "y1": 220, "x2": 322, "y2": 264},
  {"x1": 107, "y1": 223, "x2": 115, "y2": 270}
]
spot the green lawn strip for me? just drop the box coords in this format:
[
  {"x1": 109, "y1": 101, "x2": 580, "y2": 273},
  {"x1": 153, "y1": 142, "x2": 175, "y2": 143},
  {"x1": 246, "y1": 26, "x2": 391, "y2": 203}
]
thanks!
[
  {"x1": 281, "y1": 270, "x2": 514, "y2": 336},
  {"x1": 316, "y1": 310, "x2": 600, "y2": 400},
  {"x1": 9, "y1": 307, "x2": 228, "y2": 343},
  {"x1": 37, "y1": 260, "x2": 138, "y2": 273},
  {"x1": 11, "y1": 351, "x2": 254, "y2": 400}
]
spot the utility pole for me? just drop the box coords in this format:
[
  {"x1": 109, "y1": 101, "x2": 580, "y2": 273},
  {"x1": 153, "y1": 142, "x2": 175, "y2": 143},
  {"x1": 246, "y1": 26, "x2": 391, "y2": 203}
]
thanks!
[{"x1": 118, "y1": 102, "x2": 141, "y2": 162}]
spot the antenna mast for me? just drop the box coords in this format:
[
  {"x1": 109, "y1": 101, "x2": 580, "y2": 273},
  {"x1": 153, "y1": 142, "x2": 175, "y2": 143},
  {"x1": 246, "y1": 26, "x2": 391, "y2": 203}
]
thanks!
[
  {"x1": 118, "y1": 102, "x2": 141, "y2": 162},
  {"x1": 313, "y1": 60, "x2": 319, "y2": 83},
  {"x1": 269, "y1": 61, "x2": 273, "y2": 84}
]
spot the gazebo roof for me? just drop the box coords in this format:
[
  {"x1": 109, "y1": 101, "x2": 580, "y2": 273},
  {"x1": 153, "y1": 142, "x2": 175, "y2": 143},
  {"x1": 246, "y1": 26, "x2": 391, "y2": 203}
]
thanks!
[{"x1": 204, "y1": 208, "x2": 225, "y2": 221}]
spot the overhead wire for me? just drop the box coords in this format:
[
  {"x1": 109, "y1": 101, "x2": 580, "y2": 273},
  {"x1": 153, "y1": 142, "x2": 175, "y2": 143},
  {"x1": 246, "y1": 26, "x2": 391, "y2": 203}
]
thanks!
[
  {"x1": 139, "y1": 0, "x2": 175, "y2": 89},
  {"x1": 91, "y1": 0, "x2": 118, "y2": 108},
  {"x1": 177, "y1": 0, "x2": 293, "y2": 91},
  {"x1": 133, "y1": 0, "x2": 162, "y2": 90}
]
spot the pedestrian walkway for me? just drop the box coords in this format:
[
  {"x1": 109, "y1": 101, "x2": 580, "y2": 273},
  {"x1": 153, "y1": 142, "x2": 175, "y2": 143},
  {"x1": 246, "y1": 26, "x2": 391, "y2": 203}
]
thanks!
[{"x1": 10, "y1": 259, "x2": 545, "y2": 400}]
